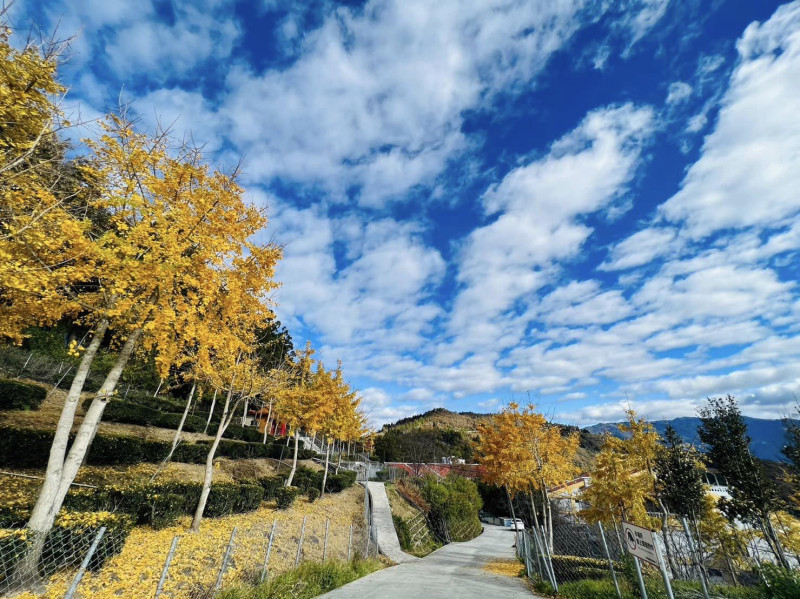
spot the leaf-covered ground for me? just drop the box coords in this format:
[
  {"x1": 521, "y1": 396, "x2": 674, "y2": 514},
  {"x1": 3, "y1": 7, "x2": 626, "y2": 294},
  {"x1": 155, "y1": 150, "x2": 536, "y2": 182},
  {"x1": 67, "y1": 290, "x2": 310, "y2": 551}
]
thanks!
[{"x1": 16, "y1": 486, "x2": 367, "y2": 598}]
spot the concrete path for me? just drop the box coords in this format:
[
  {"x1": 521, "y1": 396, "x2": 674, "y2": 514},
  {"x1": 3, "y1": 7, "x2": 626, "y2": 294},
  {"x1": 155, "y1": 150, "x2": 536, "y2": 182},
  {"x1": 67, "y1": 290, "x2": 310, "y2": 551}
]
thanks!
[
  {"x1": 366, "y1": 482, "x2": 419, "y2": 564},
  {"x1": 319, "y1": 524, "x2": 536, "y2": 598}
]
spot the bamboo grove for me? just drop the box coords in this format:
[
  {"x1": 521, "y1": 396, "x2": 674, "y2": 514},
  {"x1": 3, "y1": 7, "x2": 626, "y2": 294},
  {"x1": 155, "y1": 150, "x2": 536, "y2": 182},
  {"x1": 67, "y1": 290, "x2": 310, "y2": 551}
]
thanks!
[{"x1": 0, "y1": 23, "x2": 367, "y2": 588}]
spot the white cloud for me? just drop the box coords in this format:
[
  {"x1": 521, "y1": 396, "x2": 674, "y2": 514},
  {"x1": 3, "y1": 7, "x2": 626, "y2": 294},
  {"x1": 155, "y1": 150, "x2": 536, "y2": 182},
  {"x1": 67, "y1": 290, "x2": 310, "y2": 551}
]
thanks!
[
  {"x1": 218, "y1": 0, "x2": 588, "y2": 207},
  {"x1": 666, "y1": 81, "x2": 692, "y2": 104},
  {"x1": 660, "y1": 1, "x2": 800, "y2": 236},
  {"x1": 601, "y1": 227, "x2": 679, "y2": 270}
]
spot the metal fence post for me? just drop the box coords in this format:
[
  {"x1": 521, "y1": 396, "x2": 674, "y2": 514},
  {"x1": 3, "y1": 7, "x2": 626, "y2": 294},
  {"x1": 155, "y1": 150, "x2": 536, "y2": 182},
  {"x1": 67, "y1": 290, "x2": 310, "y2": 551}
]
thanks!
[
  {"x1": 213, "y1": 527, "x2": 237, "y2": 594},
  {"x1": 154, "y1": 535, "x2": 179, "y2": 599},
  {"x1": 598, "y1": 523, "x2": 622, "y2": 599},
  {"x1": 682, "y1": 517, "x2": 710, "y2": 599},
  {"x1": 260, "y1": 520, "x2": 277, "y2": 583},
  {"x1": 632, "y1": 556, "x2": 649, "y2": 599},
  {"x1": 64, "y1": 526, "x2": 106, "y2": 599},
  {"x1": 654, "y1": 537, "x2": 675, "y2": 599},
  {"x1": 323, "y1": 519, "x2": 330, "y2": 562},
  {"x1": 347, "y1": 524, "x2": 353, "y2": 561},
  {"x1": 295, "y1": 516, "x2": 307, "y2": 567}
]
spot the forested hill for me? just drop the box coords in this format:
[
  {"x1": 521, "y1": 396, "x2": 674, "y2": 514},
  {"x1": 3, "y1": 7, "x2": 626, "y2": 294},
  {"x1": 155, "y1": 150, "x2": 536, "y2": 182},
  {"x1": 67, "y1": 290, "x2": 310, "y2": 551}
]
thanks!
[
  {"x1": 585, "y1": 416, "x2": 793, "y2": 462},
  {"x1": 381, "y1": 408, "x2": 493, "y2": 433}
]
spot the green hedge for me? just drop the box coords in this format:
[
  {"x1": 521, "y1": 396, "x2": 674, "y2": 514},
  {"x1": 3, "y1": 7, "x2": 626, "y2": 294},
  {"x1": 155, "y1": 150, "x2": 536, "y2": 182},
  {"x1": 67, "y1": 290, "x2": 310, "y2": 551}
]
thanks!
[
  {"x1": 62, "y1": 480, "x2": 264, "y2": 528},
  {"x1": 0, "y1": 426, "x2": 313, "y2": 468},
  {"x1": 0, "y1": 379, "x2": 46, "y2": 411},
  {"x1": 82, "y1": 397, "x2": 271, "y2": 443}
]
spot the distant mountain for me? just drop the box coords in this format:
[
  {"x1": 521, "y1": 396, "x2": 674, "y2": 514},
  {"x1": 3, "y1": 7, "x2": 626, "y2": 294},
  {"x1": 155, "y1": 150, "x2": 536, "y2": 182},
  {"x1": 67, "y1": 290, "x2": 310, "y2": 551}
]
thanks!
[{"x1": 584, "y1": 416, "x2": 793, "y2": 462}]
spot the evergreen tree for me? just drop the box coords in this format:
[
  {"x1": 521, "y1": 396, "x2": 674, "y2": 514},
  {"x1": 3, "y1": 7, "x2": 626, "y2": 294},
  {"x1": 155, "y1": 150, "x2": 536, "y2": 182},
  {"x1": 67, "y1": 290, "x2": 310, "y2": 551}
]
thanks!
[
  {"x1": 698, "y1": 395, "x2": 789, "y2": 567},
  {"x1": 654, "y1": 425, "x2": 707, "y2": 520}
]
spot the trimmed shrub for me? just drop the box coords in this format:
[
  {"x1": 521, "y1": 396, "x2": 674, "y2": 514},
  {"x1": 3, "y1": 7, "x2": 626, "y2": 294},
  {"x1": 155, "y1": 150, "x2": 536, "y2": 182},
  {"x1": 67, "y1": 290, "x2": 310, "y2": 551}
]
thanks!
[
  {"x1": 236, "y1": 482, "x2": 265, "y2": 512},
  {"x1": 0, "y1": 426, "x2": 299, "y2": 469},
  {"x1": 275, "y1": 486, "x2": 300, "y2": 510},
  {"x1": 258, "y1": 476, "x2": 286, "y2": 500},
  {"x1": 0, "y1": 427, "x2": 53, "y2": 467},
  {"x1": 206, "y1": 483, "x2": 241, "y2": 517},
  {"x1": 0, "y1": 380, "x2": 46, "y2": 411},
  {"x1": 306, "y1": 488, "x2": 320, "y2": 503},
  {"x1": 46, "y1": 511, "x2": 134, "y2": 573},
  {"x1": 325, "y1": 471, "x2": 357, "y2": 493},
  {"x1": 292, "y1": 466, "x2": 323, "y2": 493}
]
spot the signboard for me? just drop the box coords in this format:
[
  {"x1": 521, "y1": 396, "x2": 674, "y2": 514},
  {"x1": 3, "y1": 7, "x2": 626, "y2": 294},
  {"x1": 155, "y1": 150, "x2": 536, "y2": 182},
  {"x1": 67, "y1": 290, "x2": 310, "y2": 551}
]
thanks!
[{"x1": 621, "y1": 521, "x2": 659, "y2": 566}]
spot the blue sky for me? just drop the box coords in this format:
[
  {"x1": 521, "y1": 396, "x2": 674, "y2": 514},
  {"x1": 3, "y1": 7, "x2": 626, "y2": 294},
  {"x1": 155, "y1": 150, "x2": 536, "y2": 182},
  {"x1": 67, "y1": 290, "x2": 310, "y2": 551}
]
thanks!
[{"x1": 15, "y1": 0, "x2": 800, "y2": 427}]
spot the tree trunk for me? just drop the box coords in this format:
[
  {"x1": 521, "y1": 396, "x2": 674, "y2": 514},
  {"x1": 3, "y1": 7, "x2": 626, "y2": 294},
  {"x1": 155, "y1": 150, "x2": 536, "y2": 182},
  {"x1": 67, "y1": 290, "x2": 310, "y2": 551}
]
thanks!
[
  {"x1": 336, "y1": 445, "x2": 343, "y2": 475},
  {"x1": 321, "y1": 443, "x2": 331, "y2": 497},
  {"x1": 285, "y1": 431, "x2": 300, "y2": 487},
  {"x1": 242, "y1": 398, "x2": 248, "y2": 426},
  {"x1": 49, "y1": 328, "x2": 143, "y2": 517},
  {"x1": 659, "y1": 501, "x2": 678, "y2": 576},
  {"x1": 26, "y1": 320, "x2": 108, "y2": 536},
  {"x1": 191, "y1": 383, "x2": 237, "y2": 532},
  {"x1": 150, "y1": 382, "x2": 196, "y2": 482},
  {"x1": 153, "y1": 378, "x2": 163, "y2": 397},
  {"x1": 204, "y1": 389, "x2": 217, "y2": 435},
  {"x1": 762, "y1": 517, "x2": 790, "y2": 569},
  {"x1": 506, "y1": 487, "x2": 520, "y2": 549},
  {"x1": 263, "y1": 400, "x2": 273, "y2": 444}
]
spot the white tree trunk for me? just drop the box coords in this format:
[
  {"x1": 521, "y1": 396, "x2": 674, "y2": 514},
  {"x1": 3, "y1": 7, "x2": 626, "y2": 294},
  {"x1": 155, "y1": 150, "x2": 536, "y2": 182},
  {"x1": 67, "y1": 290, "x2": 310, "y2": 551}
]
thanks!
[
  {"x1": 191, "y1": 383, "x2": 238, "y2": 532},
  {"x1": 26, "y1": 320, "x2": 109, "y2": 535},
  {"x1": 48, "y1": 328, "x2": 143, "y2": 519},
  {"x1": 150, "y1": 382, "x2": 196, "y2": 482},
  {"x1": 321, "y1": 444, "x2": 331, "y2": 497},
  {"x1": 204, "y1": 389, "x2": 217, "y2": 435},
  {"x1": 285, "y1": 431, "x2": 300, "y2": 487},
  {"x1": 263, "y1": 399, "x2": 273, "y2": 444}
]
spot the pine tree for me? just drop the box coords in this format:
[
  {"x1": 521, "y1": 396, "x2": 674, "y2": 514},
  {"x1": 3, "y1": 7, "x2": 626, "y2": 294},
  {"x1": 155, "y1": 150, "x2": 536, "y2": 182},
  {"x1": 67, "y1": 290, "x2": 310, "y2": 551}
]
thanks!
[{"x1": 698, "y1": 395, "x2": 789, "y2": 568}]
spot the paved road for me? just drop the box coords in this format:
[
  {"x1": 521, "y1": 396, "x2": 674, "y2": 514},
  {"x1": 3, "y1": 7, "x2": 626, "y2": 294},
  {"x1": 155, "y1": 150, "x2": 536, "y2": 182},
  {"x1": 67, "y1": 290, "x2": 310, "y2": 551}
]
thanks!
[
  {"x1": 320, "y1": 524, "x2": 536, "y2": 598},
  {"x1": 366, "y1": 482, "x2": 419, "y2": 564}
]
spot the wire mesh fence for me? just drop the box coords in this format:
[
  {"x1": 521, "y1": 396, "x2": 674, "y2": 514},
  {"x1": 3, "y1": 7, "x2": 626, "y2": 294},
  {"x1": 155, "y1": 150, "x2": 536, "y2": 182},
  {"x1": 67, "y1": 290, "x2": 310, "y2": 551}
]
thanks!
[
  {"x1": 516, "y1": 512, "x2": 783, "y2": 598},
  {"x1": 0, "y1": 513, "x2": 376, "y2": 598}
]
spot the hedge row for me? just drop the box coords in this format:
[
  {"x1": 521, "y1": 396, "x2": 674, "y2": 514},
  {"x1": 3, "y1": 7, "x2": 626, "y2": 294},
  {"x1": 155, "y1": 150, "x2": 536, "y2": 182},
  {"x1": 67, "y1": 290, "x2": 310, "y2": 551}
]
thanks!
[
  {"x1": 0, "y1": 379, "x2": 46, "y2": 411},
  {"x1": 63, "y1": 480, "x2": 264, "y2": 528},
  {"x1": 85, "y1": 397, "x2": 267, "y2": 443},
  {"x1": 0, "y1": 426, "x2": 316, "y2": 468}
]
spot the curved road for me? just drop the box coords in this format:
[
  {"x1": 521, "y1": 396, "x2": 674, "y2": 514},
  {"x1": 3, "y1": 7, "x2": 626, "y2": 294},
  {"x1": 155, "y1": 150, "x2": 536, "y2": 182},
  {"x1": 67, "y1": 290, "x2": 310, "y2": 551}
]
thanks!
[{"x1": 320, "y1": 525, "x2": 536, "y2": 598}]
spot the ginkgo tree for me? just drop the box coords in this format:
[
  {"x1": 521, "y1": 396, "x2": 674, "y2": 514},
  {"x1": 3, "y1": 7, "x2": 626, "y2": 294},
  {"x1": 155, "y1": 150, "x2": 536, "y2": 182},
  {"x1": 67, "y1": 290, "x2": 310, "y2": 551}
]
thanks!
[
  {"x1": 5, "y1": 113, "x2": 281, "y2": 585},
  {"x1": 581, "y1": 410, "x2": 660, "y2": 530},
  {"x1": 475, "y1": 403, "x2": 578, "y2": 549},
  {"x1": 275, "y1": 343, "x2": 326, "y2": 487}
]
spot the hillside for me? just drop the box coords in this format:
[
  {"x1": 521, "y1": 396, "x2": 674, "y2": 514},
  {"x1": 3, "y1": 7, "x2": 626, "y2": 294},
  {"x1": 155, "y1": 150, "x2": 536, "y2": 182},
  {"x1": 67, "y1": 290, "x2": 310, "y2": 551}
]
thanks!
[
  {"x1": 381, "y1": 408, "x2": 493, "y2": 433},
  {"x1": 585, "y1": 416, "x2": 793, "y2": 462}
]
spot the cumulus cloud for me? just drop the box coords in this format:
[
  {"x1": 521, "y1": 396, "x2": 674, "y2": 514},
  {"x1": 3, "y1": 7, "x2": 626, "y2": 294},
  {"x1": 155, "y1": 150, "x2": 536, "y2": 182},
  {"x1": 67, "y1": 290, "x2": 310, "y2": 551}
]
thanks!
[{"x1": 660, "y1": 1, "x2": 800, "y2": 236}]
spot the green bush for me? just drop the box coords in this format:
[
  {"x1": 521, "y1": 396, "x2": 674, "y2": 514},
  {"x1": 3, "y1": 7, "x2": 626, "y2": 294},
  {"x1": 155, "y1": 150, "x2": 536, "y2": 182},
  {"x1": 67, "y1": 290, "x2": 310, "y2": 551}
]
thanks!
[
  {"x1": 0, "y1": 426, "x2": 298, "y2": 469},
  {"x1": 258, "y1": 476, "x2": 286, "y2": 500},
  {"x1": 306, "y1": 488, "x2": 320, "y2": 503},
  {"x1": 237, "y1": 482, "x2": 265, "y2": 512},
  {"x1": 275, "y1": 487, "x2": 299, "y2": 510},
  {"x1": 551, "y1": 555, "x2": 612, "y2": 582},
  {"x1": 0, "y1": 379, "x2": 46, "y2": 411},
  {"x1": 392, "y1": 515, "x2": 412, "y2": 551},
  {"x1": 205, "y1": 483, "x2": 241, "y2": 517},
  {"x1": 325, "y1": 471, "x2": 356, "y2": 493},
  {"x1": 291, "y1": 466, "x2": 323, "y2": 493},
  {"x1": 44, "y1": 512, "x2": 134, "y2": 574}
]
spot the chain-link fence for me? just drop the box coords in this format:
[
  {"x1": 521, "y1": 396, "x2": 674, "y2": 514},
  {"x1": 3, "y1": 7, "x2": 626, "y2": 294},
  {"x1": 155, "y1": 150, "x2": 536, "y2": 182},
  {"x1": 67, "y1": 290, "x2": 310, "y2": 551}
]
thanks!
[
  {"x1": 516, "y1": 512, "x2": 785, "y2": 598},
  {"x1": 0, "y1": 512, "x2": 376, "y2": 598}
]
